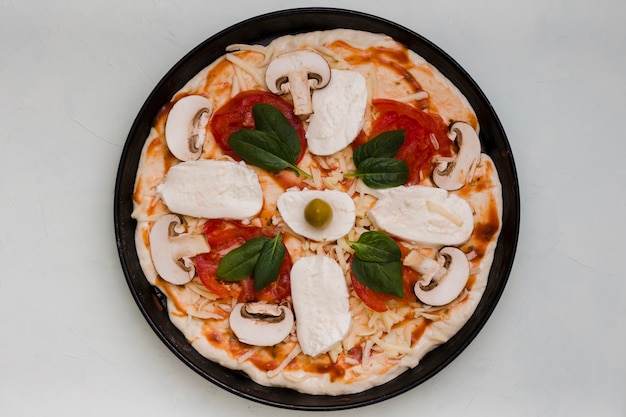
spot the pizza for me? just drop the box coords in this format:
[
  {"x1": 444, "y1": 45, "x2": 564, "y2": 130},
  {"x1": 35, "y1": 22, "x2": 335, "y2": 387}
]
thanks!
[{"x1": 131, "y1": 28, "x2": 502, "y2": 396}]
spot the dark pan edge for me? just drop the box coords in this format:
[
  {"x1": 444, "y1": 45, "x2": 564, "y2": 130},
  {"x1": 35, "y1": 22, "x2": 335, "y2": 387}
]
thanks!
[{"x1": 114, "y1": 7, "x2": 520, "y2": 411}]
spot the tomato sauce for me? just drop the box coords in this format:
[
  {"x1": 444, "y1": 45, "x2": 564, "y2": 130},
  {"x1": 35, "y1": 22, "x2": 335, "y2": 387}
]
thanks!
[
  {"x1": 411, "y1": 319, "x2": 430, "y2": 345},
  {"x1": 330, "y1": 41, "x2": 421, "y2": 92}
]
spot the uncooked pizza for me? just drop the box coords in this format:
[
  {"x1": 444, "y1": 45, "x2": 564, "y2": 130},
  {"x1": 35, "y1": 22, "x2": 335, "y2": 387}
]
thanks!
[{"x1": 131, "y1": 28, "x2": 502, "y2": 395}]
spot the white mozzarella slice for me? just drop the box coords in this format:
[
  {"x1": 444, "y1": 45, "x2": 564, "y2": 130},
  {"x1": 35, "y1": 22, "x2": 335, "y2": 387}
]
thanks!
[
  {"x1": 157, "y1": 160, "x2": 263, "y2": 219},
  {"x1": 367, "y1": 185, "x2": 474, "y2": 246},
  {"x1": 306, "y1": 69, "x2": 367, "y2": 156},
  {"x1": 277, "y1": 189, "x2": 356, "y2": 242},
  {"x1": 290, "y1": 256, "x2": 352, "y2": 357}
]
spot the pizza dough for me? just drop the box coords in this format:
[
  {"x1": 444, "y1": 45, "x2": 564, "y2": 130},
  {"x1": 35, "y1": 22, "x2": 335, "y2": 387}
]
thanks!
[{"x1": 131, "y1": 29, "x2": 502, "y2": 395}]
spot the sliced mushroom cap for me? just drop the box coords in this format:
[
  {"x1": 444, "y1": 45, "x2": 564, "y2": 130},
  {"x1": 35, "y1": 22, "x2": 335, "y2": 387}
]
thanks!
[
  {"x1": 149, "y1": 214, "x2": 210, "y2": 285},
  {"x1": 432, "y1": 121, "x2": 481, "y2": 191},
  {"x1": 265, "y1": 50, "x2": 331, "y2": 117},
  {"x1": 229, "y1": 302, "x2": 294, "y2": 346},
  {"x1": 413, "y1": 247, "x2": 470, "y2": 306},
  {"x1": 165, "y1": 95, "x2": 212, "y2": 161}
]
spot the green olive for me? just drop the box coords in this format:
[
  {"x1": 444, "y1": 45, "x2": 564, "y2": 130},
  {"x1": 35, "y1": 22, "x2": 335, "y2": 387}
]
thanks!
[{"x1": 304, "y1": 198, "x2": 333, "y2": 229}]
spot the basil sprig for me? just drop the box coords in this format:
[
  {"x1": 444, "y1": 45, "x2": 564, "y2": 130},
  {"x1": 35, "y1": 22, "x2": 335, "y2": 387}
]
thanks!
[
  {"x1": 349, "y1": 231, "x2": 404, "y2": 297},
  {"x1": 349, "y1": 230, "x2": 402, "y2": 262},
  {"x1": 352, "y1": 158, "x2": 409, "y2": 189},
  {"x1": 228, "y1": 104, "x2": 311, "y2": 178},
  {"x1": 346, "y1": 130, "x2": 408, "y2": 189},
  {"x1": 216, "y1": 233, "x2": 286, "y2": 291},
  {"x1": 216, "y1": 237, "x2": 267, "y2": 281}
]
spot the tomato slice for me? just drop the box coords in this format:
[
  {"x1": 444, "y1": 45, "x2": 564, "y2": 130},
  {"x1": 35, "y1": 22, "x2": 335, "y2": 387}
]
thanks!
[
  {"x1": 195, "y1": 220, "x2": 290, "y2": 303},
  {"x1": 202, "y1": 219, "x2": 267, "y2": 252},
  {"x1": 350, "y1": 268, "x2": 392, "y2": 312},
  {"x1": 366, "y1": 99, "x2": 455, "y2": 185},
  {"x1": 210, "y1": 90, "x2": 307, "y2": 161},
  {"x1": 256, "y1": 256, "x2": 292, "y2": 302},
  {"x1": 235, "y1": 253, "x2": 292, "y2": 303},
  {"x1": 195, "y1": 252, "x2": 230, "y2": 299}
]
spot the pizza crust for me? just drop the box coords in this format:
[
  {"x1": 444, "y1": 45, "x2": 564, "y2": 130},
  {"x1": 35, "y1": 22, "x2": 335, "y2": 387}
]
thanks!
[{"x1": 131, "y1": 29, "x2": 503, "y2": 395}]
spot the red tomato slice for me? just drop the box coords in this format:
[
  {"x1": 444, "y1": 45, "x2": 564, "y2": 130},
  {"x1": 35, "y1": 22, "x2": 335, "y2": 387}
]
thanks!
[
  {"x1": 256, "y1": 256, "x2": 292, "y2": 303},
  {"x1": 399, "y1": 266, "x2": 420, "y2": 304},
  {"x1": 233, "y1": 253, "x2": 292, "y2": 303},
  {"x1": 350, "y1": 269, "x2": 392, "y2": 312},
  {"x1": 236, "y1": 278, "x2": 256, "y2": 303},
  {"x1": 195, "y1": 252, "x2": 230, "y2": 299},
  {"x1": 210, "y1": 90, "x2": 307, "y2": 161},
  {"x1": 202, "y1": 219, "x2": 267, "y2": 253},
  {"x1": 367, "y1": 99, "x2": 455, "y2": 185},
  {"x1": 196, "y1": 220, "x2": 290, "y2": 303}
]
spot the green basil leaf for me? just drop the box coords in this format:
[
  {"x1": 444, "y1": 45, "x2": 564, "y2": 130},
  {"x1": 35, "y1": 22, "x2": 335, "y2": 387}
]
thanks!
[
  {"x1": 350, "y1": 157, "x2": 409, "y2": 188},
  {"x1": 253, "y1": 232, "x2": 286, "y2": 291},
  {"x1": 228, "y1": 129, "x2": 310, "y2": 178},
  {"x1": 216, "y1": 236, "x2": 270, "y2": 281},
  {"x1": 352, "y1": 130, "x2": 405, "y2": 168},
  {"x1": 351, "y1": 257, "x2": 404, "y2": 297},
  {"x1": 349, "y1": 231, "x2": 402, "y2": 263},
  {"x1": 228, "y1": 129, "x2": 301, "y2": 173},
  {"x1": 252, "y1": 103, "x2": 301, "y2": 160}
]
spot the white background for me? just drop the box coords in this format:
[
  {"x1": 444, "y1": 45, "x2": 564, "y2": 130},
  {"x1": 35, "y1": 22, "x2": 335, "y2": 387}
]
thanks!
[{"x1": 1, "y1": 1, "x2": 625, "y2": 416}]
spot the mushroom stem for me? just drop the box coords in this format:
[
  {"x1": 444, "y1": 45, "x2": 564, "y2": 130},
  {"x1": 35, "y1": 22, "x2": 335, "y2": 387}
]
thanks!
[
  {"x1": 284, "y1": 69, "x2": 314, "y2": 116},
  {"x1": 265, "y1": 50, "x2": 331, "y2": 118},
  {"x1": 432, "y1": 121, "x2": 481, "y2": 191},
  {"x1": 169, "y1": 233, "x2": 210, "y2": 265},
  {"x1": 149, "y1": 214, "x2": 210, "y2": 285}
]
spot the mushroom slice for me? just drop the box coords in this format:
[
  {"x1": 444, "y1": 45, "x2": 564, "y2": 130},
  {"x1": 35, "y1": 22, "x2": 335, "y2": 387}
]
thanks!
[
  {"x1": 413, "y1": 247, "x2": 470, "y2": 306},
  {"x1": 264, "y1": 50, "x2": 331, "y2": 117},
  {"x1": 229, "y1": 302, "x2": 294, "y2": 346},
  {"x1": 149, "y1": 214, "x2": 210, "y2": 285},
  {"x1": 165, "y1": 95, "x2": 213, "y2": 161},
  {"x1": 432, "y1": 121, "x2": 481, "y2": 191}
]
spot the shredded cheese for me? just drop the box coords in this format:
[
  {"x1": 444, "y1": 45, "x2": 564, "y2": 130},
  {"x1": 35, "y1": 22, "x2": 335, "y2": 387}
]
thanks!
[
  {"x1": 267, "y1": 344, "x2": 301, "y2": 378},
  {"x1": 186, "y1": 279, "x2": 220, "y2": 300},
  {"x1": 225, "y1": 53, "x2": 265, "y2": 88},
  {"x1": 231, "y1": 64, "x2": 247, "y2": 96},
  {"x1": 226, "y1": 43, "x2": 267, "y2": 55},
  {"x1": 426, "y1": 200, "x2": 464, "y2": 226},
  {"x1": 362, "y1": 339, "x2": 374, "y2": 368},
  {"x1": 371, "y1": 335, "x2": 412, "y2": 357},
  {"x1": 186, "y1": 306, "x2": 225, "y2": 320},
  {"x1": 396, "y1": 91, "x2": 429, "y2": 103},
  {"x1": 312, "y1": 44, "x2": 350, "y2": 68},
  {"x1": 429, "y1": 132, "x2": 439, "y2": 150}
]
